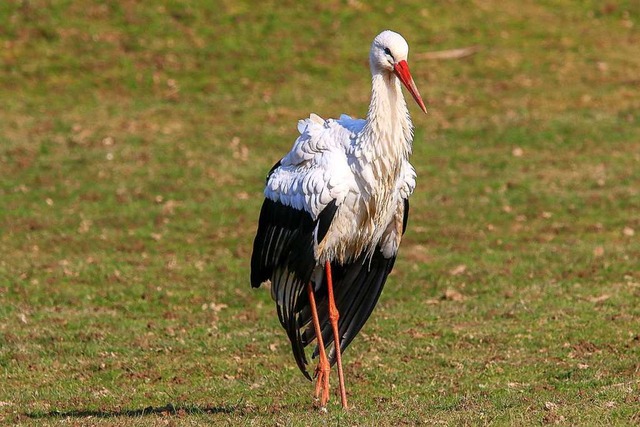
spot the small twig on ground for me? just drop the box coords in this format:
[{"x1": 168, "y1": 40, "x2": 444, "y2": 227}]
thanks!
[{"x1": 415, "y1": 46, "x2": 481, "y2": 60}]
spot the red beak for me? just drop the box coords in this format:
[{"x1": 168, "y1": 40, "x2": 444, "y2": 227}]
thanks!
[{"x1": 393, "y1": 60, "x2": 428, "y2": 114}]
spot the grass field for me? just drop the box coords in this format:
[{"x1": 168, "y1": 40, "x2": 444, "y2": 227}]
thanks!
[{"x1": 1, "y1": 1, "x2": 639, "y2": 425}]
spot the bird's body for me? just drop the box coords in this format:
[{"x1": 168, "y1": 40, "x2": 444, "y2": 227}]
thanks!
[
  {"x1": 251, "y1": 30, "x2": 427, "y2": 409},
  {"x1": 265, "y1": 111, "x2": 415, "y2": 265}
]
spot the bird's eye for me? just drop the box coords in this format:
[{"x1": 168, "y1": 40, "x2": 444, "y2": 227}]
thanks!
[{"x1": 384, "y1": 47, "x2": 392, "y2": 56}]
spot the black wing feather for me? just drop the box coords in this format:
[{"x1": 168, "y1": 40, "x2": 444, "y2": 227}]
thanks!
[
  {"x1": 250, "y1": 194, "x2": 338, "y2": 379},
  {"x1": 402, "y1": 198, "x2": 409, "y2": 234}
]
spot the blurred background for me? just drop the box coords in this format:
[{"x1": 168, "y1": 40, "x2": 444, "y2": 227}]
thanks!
[{"x1": 1, "y1": 1, "x2": 639, "y2": 424}]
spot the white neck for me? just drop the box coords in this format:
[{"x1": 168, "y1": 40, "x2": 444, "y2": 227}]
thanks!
[{"x1": 360, "y1": 71, "x2": 414, "y2": 164}]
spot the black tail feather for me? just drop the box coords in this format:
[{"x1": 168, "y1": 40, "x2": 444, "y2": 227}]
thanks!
[{"x1": 298, "y1": 248, "x2": 396, "y2": 365}]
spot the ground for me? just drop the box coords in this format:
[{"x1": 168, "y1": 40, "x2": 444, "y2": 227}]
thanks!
[{"x1": 0, "y1": 1, "x2": 639, "y2": 425}]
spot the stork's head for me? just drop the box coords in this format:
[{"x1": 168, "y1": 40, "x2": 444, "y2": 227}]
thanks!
[{"x1": 370, "y1": 30, "x2": 427, "y2": 114}]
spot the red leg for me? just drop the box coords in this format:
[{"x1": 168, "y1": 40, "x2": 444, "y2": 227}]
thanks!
[
  {"x1": 325, "y1": 260, "x2": 348, "y2": 409},
  {"x1": 307, "y1": 282, "x2": 330, "y2": 409}
]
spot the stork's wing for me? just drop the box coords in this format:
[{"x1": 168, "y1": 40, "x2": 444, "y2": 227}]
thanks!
[
  {"x1": 251, "y1": 113, "x2": 355, "y2": 286},
  {"x1": 251, "y1": 114, "x2": 356, "y2": 378},
  {"x1": 251, "y1": 196, "x2": 338, "y2": 379}
]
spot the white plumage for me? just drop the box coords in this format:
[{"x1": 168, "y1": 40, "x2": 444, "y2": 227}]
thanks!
[
  {"x1": 269, "y1": 112, "x2": 418, "y2": 262},
  {"x1": 251, "y1": 30, "x2": 427, "y2": 409}
]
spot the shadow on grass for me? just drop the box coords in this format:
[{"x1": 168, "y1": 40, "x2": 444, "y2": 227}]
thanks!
[{"x1": 25, "y1": 403, "x2": 236, "y2": 419}]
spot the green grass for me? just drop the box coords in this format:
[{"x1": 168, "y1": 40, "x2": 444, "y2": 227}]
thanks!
[{"x1": 1, "y1": 0, "x2": 639, "y2": 425}]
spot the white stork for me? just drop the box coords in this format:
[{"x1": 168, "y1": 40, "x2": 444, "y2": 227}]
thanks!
[{"x1": 251, "y1": 30, "x2": 427, "y2": 410}]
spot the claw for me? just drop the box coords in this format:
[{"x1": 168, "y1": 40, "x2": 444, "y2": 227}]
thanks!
[
  {"x1": 308, "y1": 282, "x2": 332, "y2": 409},
  {"x1": 313, "y1": 353, "x2": 330, "y2": 408}
]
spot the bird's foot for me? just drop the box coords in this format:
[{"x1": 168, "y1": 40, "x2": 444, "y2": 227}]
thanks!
[{"x1": 313, "y1": 361, "x2": 330, "y2": 409}]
